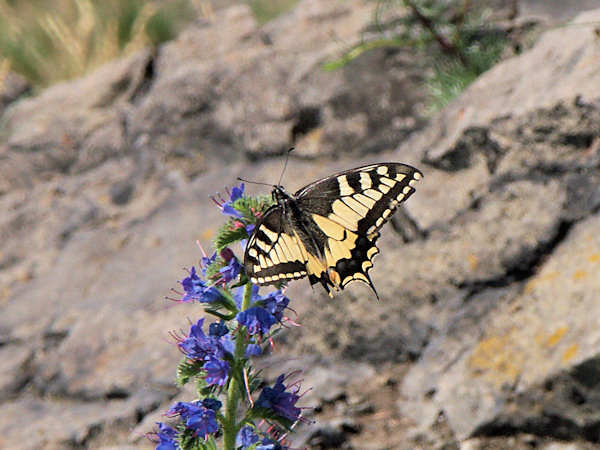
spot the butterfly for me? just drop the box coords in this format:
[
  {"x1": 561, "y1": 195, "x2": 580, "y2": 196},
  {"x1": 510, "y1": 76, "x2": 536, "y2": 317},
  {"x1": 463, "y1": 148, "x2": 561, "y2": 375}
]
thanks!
[{"x1": 243, "y1": 163, "x2": 422, "y2": 298}]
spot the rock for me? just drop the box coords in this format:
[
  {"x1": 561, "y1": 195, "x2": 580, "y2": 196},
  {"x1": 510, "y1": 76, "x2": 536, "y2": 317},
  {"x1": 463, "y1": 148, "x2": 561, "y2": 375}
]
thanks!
[
  {"x1": 403, "y1": 8, "x2": 600, "y2": 171},
  {"x1": 0, "y1": 70, "x2": 31, "y2": 114},
  {"x1": 401, "y1": 214, "x2": 600, "y2": 441},
  {"x1": 0, "y1": 394, "x2": 166, "y2": 450},
  {"x1": 396, "y1": 8, "x2": 600, "y2": 445},
  {"x1": 0, "y1": 49, "x2": 153, "y2": 190},
  {"x1": 305, "y1": 423, "x2": 350, "y2": 448},
  {"x1": 518, "y1": 0, "x2": 600, "y2": 24},
  {"x1": 110, "y1": 181, "x2": 135, "y2": 205}
]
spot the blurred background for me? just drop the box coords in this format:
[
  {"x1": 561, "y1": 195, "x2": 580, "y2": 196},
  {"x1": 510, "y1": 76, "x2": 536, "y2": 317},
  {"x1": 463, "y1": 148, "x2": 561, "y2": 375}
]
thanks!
[
  {"x1": 0, "y1": 0, "x2": 301, "y2": 87},
  {"x1": 1, "y1": 0, "x2": 600, "y2": 448}
]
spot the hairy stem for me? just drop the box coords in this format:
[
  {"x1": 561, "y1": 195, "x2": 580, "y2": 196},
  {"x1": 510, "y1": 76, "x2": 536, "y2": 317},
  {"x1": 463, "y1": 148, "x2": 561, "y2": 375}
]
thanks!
[{"x1": 222, "y1": 281, "x2": 254, "y2": 449}]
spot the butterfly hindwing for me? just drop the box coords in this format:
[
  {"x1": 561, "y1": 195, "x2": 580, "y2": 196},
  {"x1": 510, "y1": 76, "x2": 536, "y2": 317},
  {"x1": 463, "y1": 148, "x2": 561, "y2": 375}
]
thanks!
[
  {"x1": 244, "y1": 163, "x2": 422, "y2": 297},
  {"x1": 294, "y1": 163, "x2": 422, "y2": 296}
]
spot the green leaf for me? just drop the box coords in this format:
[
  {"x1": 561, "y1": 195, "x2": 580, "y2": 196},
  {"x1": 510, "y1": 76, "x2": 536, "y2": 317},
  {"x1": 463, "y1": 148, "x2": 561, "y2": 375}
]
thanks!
[
  {"x1": 232, "y1": 195, "x2": 273, "y2": 220},
  {"x1": 176, "y1": 358, "x2": 204, "y2": 387},
  {"x1": 215, "y1": 225, "x2": 251, "y2": 253},
  {"x1": 179, "y1": 427, "x2": 217, "y2": 450}
]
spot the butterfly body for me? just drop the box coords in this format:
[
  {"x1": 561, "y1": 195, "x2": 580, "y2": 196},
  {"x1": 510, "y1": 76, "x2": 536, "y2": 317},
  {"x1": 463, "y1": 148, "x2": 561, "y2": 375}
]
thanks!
[{"x1": 244, "y1": 163, "x2": 422, "y2": 298}]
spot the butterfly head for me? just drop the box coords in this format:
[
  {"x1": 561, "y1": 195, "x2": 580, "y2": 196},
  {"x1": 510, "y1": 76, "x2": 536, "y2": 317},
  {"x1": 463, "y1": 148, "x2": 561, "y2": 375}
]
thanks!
[{"x1": 272, "y1": 185, "x2": 292, "y2": 204}]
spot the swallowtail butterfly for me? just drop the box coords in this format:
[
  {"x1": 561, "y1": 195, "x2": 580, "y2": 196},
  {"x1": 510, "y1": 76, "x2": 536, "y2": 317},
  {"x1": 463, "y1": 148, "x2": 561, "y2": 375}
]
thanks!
[{"x1": 244, "y1": 163, "x2": 422, "y2": 298}]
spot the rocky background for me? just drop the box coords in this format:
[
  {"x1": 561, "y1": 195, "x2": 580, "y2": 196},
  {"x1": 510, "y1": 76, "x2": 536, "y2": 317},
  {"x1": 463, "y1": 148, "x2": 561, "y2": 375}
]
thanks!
[{"x1": 1, "y1": 0, "x2": 600, "y2": 448}]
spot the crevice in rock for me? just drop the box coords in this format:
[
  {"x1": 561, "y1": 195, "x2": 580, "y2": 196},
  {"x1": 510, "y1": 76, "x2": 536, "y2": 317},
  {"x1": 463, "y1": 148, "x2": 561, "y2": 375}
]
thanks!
[
  {"x1": 558, "y1": 132, "x2": 595, "y2": 149},
  {"x1": 459, "y1": 219, "x2": 574, "y2": 295},
  {"x1": 474, "y1": 357, "x2": 600, "y2": 443},
  {"x1": 181, "y1": 100, "x2": 212, "y2": 117},
  {"x1": 104, "y1": 388, "x2": 130, "y2": 400},
  {"x1": 390, "y1": 208, "x2": 427, "y2": 242},
  {"x1": 69, "y1": 422, "x2": 103, "y2": 448},
  {"x1": 290, "y1": 106, "x2": 322, "y2": 143},
  {"x1": 246, "y1": 144, "x2": 291, "y2": 162},
  {"x1": 130, "y1": 51, "x2": 157, "y2": 104},
  {"x1": 473, "y1": 414, "x2": 586, "y2": 442},
  {"x1": 423, "y1": 126, "x2": 505, "y2": 173},
  {"x1": 42, "y1": 330, "x2": 68, "y2": 352}
]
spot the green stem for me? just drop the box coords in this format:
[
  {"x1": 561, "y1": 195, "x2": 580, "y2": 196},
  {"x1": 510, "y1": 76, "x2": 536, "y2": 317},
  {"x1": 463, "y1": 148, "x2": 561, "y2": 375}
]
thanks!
[
  {"x1": 222, "y1": 281, "x2": 254, "y2": 449},
  {"x1": 403, "y1": 0, "x2": 471, "y2": 68}
]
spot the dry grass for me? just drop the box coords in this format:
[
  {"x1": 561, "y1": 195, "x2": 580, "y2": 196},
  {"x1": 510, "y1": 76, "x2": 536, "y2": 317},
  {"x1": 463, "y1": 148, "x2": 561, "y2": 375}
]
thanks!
[{"x1": 0, "y1": 0, "x2": 301, "y2": 90}]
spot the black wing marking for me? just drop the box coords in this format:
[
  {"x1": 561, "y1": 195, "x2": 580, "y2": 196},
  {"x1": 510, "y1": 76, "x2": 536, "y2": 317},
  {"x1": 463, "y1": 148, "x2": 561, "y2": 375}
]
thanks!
[
  {"x1": 243, "y1": 205, "x2": 309, "y2": 285},
  {"x1": 294, "y1": 163, "x2": 422, "y2": 296},
  {"x1": 295, "y1": 163, "x2": 422, "y2": 236}
]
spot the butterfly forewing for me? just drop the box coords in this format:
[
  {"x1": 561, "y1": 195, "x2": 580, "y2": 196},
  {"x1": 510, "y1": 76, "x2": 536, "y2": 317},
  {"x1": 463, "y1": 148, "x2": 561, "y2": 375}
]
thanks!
[
  {"x1": 295, "y1": 163, "x2": 422, "y2": 236},
  {"x1": 244, "y1": 163, "x2": 422, "y2": 297},
  {"x1": 244, "y1": 206, "x2": 308, "y2": 285}
]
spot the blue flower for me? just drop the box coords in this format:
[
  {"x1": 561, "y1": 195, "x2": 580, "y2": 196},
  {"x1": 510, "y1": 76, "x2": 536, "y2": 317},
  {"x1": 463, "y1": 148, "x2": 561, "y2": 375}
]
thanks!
[
  {"x1": 154, "y1": 422, "x2": 178, "y2": 450},
  {"x1": 201, "y1": 398, "x2": 222, "y2": 411},
  {"x1": 245, "y1": 343, "x2": 262, "y2": 357},
  {"x1": 204, "y1": 355, "x2": 231, "y2": 386},
  {"x1": 221, "y1": 183, "x2": 245, "y2": 218},
  {"x1": 181, "y1": 267, "x2": 225, "y2": 303},
  {"x1": 186, "y1": 406, "x2": 219, "y2": 438},
  {"x1": 167, "y1": 401, "x2": 219, "y2": 439},
  {"x1": 209, "y1": 320, "x2": 229, "y2": 337},
  {"x1": 179, "y1": 319, "x2": 234, "y2": 362},
  {"x1": 236, "y1": 426, "x2": 260, "y2": 449},
  {"x1": 230, "y1": 184, "x2": 245, "y2": 202},
  {"x1": 257, "y1": 439, "x2": 284, "y2": 450},
  {"x1": 237, "y1": 307, "x2": 277, "y2": 335},
  {"x1": 219, "y1": 257, "x2": 243, "y2": 283},
  {"x1": 201, "y1": 252, "x2": 217, "y2": 276},
  {"x1": 260, "y1": 291, "x2": 290, "y2": 322},
  {"x1": 256, "y1": 374, "x2": 301, "y2": 422}
]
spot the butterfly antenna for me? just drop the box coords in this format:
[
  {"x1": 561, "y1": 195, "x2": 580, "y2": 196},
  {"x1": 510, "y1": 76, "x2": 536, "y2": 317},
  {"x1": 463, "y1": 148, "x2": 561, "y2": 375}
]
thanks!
[
  {"x1": 277, "y1": 147, "x2": 294, "y2": 186},
  {"x1": 236, "y1": 177, "x2": 274, "y2": 187}
]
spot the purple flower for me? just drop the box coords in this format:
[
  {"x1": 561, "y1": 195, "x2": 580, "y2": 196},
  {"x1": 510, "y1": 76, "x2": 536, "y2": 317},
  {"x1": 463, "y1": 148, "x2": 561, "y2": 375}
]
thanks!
[
  {"x1": 219, "y1": 257, "x2": 243, "y2": 283},
  {"x1": 167, "y1": 401, "x2": 194, "y2": 418},
  {"x1": 257, "y1": 439, "x2": 284, "y2": 450},
  {"x1": 179, "y1": 319, "x2": 212, "y2": 360},
  {"x1": 213, "y1": 334, "x2": 235, "y2": 360},
  {"x1": 201, "y1": 252, "x2": 217, "y2": 276},
  {"x1": 181, "y1": 267, "x2": 225, "y2": 303},
  {"x1": 237, "y1": 307, "x2": 277, "y2": 335},
  {"x1": 256, "y1": 374, "x2": 301, "y2": 422},
  {"x1": 179, "y1": 319, "x2": 234, "y2": 361},
  {"x1": 167, "y1": 401, "x2": 219, "y2": 439},
  {"x1": 221, "y1": 183, "x2": 245, "y2": 218},
  {"x1": 245, "y1": 343, "x2": 262, "y2": 357},
  {"x1": 209, "y1": 320, "x2": 229, "y2": 337},
  {"x1": 260, "y1": 291, "x2": 290, "y2": 322},
  {"x1": 153, "y1": 423, "x2": 178, "y2": 450},
  {"x1": 186, "y1": 406, "x2": 219, "y2": 438},
  {"x1": 234, "y1": 285, "x2": 259, "y2": 310},
  {"x1": 204, "y1": 355, "x2": 231, "y2": 386},
  {"x1": 201, "y1": 398, "x2": 222, "y2": 411},
  {"x1": 237, "y1": 426, "x2": 260, "y2": 449}
]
